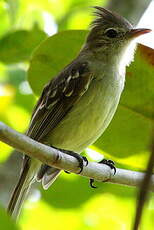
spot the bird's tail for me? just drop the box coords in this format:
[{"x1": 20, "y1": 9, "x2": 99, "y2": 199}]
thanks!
[{"x1": 7, "y1": 158, "x2": 40, "y2": 220}]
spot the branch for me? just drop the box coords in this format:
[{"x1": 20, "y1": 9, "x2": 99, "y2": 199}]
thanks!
[{"x1": 0, "y1": 122, "x2": 154, "y2": 191}]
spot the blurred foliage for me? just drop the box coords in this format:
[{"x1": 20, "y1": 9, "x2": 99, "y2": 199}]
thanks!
[
  {"x1": 0, "y1": 0, "x2": 153, "y2": 230},
  {"x1": 0, "y1": 205, "x2": 19, "y2": 230},
  {"x1": 0, "y1": 26, "x2": 47, "y2": 63}
]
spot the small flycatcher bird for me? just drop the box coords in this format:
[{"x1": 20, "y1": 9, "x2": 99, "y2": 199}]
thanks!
[{"x1": 7, "y1": 7, "x2": 151, "y2": 219}]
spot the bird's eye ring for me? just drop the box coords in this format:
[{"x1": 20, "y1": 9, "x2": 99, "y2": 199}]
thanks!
[{"x1": 105, "y1": 28, "x2": 118, "y2": 38}]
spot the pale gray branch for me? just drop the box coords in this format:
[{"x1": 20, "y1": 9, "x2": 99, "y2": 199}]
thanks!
[{"x1": 0, "y1": 122, "x2": 154, "y2": 191}]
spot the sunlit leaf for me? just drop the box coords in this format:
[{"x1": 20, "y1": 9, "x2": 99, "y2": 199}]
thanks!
[
  {"x1": 0, "y1": 63, "x2": 7, "y2": 81},
  {"x1": 20, "y1": 200, "x2": 81, "y2": 230},
  {"x1": 0, "y1": 84, "x2": 15, "y2": 113},
  {"x1": 0, "y1": 2, "x2": 10, "y2": 37},
  {"x1": 57, "y1": 0, "x2": 106, "y2": 30},
  {"x1": 5, "y1": 105, "x2": 30, "y2": 132},
  {"x1": 66, "y1": 10, "x2": 91, "y2": 29}
]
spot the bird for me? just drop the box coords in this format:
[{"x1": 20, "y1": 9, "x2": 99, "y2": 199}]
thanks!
[{"x1": 7, "y1": 6, "x2": 151, "y2": 219}]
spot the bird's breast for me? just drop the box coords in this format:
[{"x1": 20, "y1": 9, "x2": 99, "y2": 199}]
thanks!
[{"x1": 46, "y1": 72, "x2": 125, "y2": 153}]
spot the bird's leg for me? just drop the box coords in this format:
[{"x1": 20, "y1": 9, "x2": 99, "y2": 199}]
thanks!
[
  {"x1": 62, "y1": 150, "x2": 88, "y2": 173},
  {"x1": 50, "y1": 146, "x2": 88, "y2": 173},
  {"x1": 89, "y1": 159, "x2": 116, "y2": 188}
]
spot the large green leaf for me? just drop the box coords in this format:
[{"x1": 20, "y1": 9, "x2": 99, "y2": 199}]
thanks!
[
  {"x1": 27, "y1": 29, "x2": 154, "y2": 169},
  {"x1": 28, "y1": 30, "x2": 88, "y2": 95},
  {"x1": 0, "y1": 27, "x2": 47, "y2": 64}
]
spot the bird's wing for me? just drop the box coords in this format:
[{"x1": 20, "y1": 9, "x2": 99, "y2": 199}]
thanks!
[
  {"x1": 7, "y1": 61, "x2": 93, "y2": 218},
  {"x1": 26, "y1": 61, "x2": 93, "y2": 142}
]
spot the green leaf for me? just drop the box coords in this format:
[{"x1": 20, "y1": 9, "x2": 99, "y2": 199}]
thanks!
[
  {"x1": 28, "y1": 30, "x2": 88, "y2": 95},
  {"x1": 0, "y1": 28, "x2": 47, "y2": 64},
  {"x1": 27, "y1": 30, "x2": 154, "y2": 169},
  {"x1": 0, "y1": 206, "x2": 19, "y2": 230}
]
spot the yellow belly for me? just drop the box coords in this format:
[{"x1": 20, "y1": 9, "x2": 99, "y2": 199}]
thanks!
[{"x1": 45, "y1": 77, "x2": 123, "y2": 153}]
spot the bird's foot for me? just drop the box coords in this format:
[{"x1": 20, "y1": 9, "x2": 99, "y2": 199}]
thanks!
[
  {"x1": 89, "y1": 159, "x2": 116, "y2": 188},
  {"x1": 75, "y1": 155, "x2": 88, "y2": 174},
  {"x1": 63, "y1": 150, "x2": 88, "y2": 173},
  {"x1": 99, "y1": 159, "x2": 116, "y2": 175}
]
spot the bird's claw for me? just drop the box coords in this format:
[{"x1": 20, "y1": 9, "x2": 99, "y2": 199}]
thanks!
[
  {"x1": 77, "y1": 156, "x2": 88, "y2": 174},
  {"x1": 99, "y1": 159, "x2": 116, "y2": 175},
  {"x1": 89, "y1": 178, "x2": 97, "y2": 188},
  {"x1": 62, "y1": 150, "x2": 88, "y2": 174},
  {"x1": 89, "y1": 159, "x2": 116, "y2": 188}
]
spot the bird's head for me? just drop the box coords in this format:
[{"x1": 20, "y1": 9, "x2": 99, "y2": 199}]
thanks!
[{"x1": 86, "y1": 6, "x2": 151, "y2": 62}]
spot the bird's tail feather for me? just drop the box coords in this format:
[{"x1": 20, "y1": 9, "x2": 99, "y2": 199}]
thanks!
[
  {"x1": 7, "y1": 158, "x2": 40, "y2": 220},
  {"x1": 7, "y1": 158, "x2": 61, "y2": 219}
]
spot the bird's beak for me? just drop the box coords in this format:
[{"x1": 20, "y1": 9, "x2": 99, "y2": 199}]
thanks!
[{"x1": 128, "y1": 28, "x2": 151, "y2": 38}]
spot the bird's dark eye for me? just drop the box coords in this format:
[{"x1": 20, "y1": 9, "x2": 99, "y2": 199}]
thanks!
[{"x1": 105, "y1": 29, "x2": 118, "y2": 38}]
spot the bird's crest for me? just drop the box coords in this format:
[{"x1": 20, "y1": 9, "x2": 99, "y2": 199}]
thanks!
[{"x1": 92, "y1": 6, "x2": 132, "y2": 29}]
